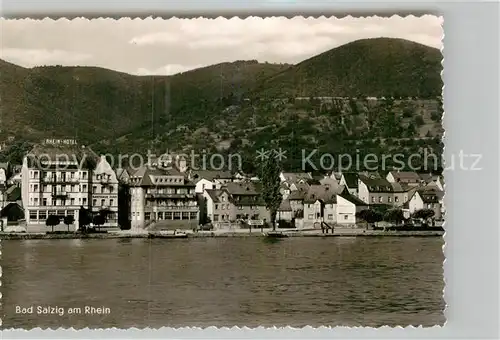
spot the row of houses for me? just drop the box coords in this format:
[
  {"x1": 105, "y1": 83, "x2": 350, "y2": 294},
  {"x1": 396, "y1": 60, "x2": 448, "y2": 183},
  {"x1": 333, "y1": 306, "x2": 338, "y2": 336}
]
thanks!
[{"x1": 1, "y1": 139, "x2": 445, "y2": 231}]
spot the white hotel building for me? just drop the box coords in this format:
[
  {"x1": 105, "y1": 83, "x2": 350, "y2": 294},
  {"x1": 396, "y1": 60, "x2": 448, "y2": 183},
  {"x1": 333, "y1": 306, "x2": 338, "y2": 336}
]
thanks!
[{"x1": 21, "y1": 140, "x2": 118, "y2": 231}]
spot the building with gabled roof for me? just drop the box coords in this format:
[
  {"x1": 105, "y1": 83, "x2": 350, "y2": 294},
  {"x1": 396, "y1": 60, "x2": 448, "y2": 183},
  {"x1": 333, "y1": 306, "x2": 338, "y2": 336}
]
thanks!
[
  {"x1": 21, "y1": 141, "x2": 117, "y2": 231},
  {"x1": 202, "y1": 181, "x2": 270, "y2": 229},
  {"x1": 386, "y1": 171, "x2": 421, "y2": 186},
  {"x1": 339, "y1": 172, "x2": 359, "y2": 196},
  {"x1": 336, "y1": 188, "x2": 369, "y2": 225},
  {"x1": 408, "y1": 187, "x2": 444, "y2": 221},
  {"x1": 129, "y1": 163, "x2": 198, "y2": 230}
]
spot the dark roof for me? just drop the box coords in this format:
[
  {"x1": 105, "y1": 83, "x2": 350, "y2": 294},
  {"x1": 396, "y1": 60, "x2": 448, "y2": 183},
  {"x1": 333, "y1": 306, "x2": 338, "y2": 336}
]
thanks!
[
  {"x1": 338, "y1": 191, "x2": 368, "y2": 206},
  {"x1": 390, "y1": 182, "x2": 405, "y2": 193},
  {"x1": 418, "y1": 192, "x2": 441, "y2": 204},
  {"x1": 342, "y1": 173, "x2": 359, "y2": 189},
  {"x1": 418, "y1": 173, "x2": 441, "y2": 183},
  {"x1": 304, "y1": 185, "x2": 341, "y2": 204},
  {"x1": 191, "y1": 170, "x2": 233, "y2": 182},
  {"x1": 224, "y1": 181, "x2": 259, "y2": 196},
  {"x1": 205, "y1": 189, "x2": 225, "y2": 203},
  {"x1": 388, "y1": 171, "x2": 421, "y2": 182},
  {"x1": 359, "y1": 175, "x2": 394, "y2": 193},
  {"x1": 5, "y1": 185, "x2": 21, "y2": 201},
  {"x1": 130, "y1": 165, "x2": 193, "y2": 187},
  {"x1": 288, "y1": 189, "x2": 307, "y2": 200},
  {"x1": 0, "y1": 201, "x2": 24, "y2": 218}
]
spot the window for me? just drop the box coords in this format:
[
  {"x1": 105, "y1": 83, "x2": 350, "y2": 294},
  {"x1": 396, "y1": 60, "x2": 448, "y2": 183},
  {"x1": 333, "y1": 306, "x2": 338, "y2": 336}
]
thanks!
[
  {"x1": 214, "y1": 214, "x2": 219, "y2": 221},
  {"x1": 34, "y1": 171, "x2": 39, "y2": 179},
  {"x1": 328, "y1": 214, "x2": 333, "y2": 220},
  {"x1": 182, "y1": 212, "x2": 189, "y2": 220},
  {"x1": 101, "y1": 199, "x2": 105, "y2": 207},
  {"x1": 222, "y1": 196, "x2": 226, "y2": 202},
  {"x1": 34, "y1": 184, "x2": 39, "y2": 192},
  {"x1": 158, "y1": 212, "x2": 164, "y2": 220},
  {"x1": 83, "y1": 198, "x2": 87, "y2": 205},
  {"x1": 145, "y1": 212, "x2": 151, "y2": 220},
  {"x1": 215, "y1": 204, "x2": 219, "y2": 210},
  {"x1": 388, "y1": 196, "x2": 392, "y2": 203},
  {"x1": 395, "y1": 196, "x2": 399, "y2": 202},
  {"x1": 71, "y1": 198, "x2": 75, "y2": 206},
  {"x1": 344, "y1": 215, "x2": 348, "y2": 220},
  {"x1": 29, "y1": 210, "x2": 38, "y2": 220},
  {"x1": 83, "y1": 185, "x2": 87, "y2": 192},
  {"x1": 92, "y1": 199, "x2": 97, "y2": 206},
  {"x1": 190, "y1": 212, "x2": 197, "y2": 220},
  {"x1": 371, "y1": 197, "x2": 375, "y2": 203},
  {"x1": 165, "y1": 212, "x2": 172, "y2": 219},
  {"x1": 110, "y1": 199, "x2": 114, "y2": 206},
  {"x1": 174, "y1": 212, "x2": 181, "y2": 220},
  {"x1": 93, "y1": 186, "x2": 97, "y2": 193},
  {"x1": 221, "y1": 205, "x2": 225, "y2": 210},
  {"x1": 378, "y1": 196, "x2": 383, "y2": 203},
  {"x1": 39, "y1": 210, "x2": 47, "y2": 220},
  {"x1": 34, "y1": 198, "x2": 39, "y2": 205},
  {"x1": 109, "y1": 186, "x2": 114, "y2": 193},
  {"x1": 308, "y1": 214, "x2": 314, "y2": 219}
]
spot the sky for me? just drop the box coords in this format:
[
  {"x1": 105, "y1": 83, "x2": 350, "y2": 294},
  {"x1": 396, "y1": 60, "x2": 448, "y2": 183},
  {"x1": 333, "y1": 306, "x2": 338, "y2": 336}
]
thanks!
[{"x1": 0, "y1": 16, "x2": 443, "y2": 76}]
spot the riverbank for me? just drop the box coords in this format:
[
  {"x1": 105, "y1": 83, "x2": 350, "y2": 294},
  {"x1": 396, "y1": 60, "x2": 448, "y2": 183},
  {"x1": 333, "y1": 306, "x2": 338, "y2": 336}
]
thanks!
[{"x1": 0, "y1": 228, "x2": 444, "y2": 240}]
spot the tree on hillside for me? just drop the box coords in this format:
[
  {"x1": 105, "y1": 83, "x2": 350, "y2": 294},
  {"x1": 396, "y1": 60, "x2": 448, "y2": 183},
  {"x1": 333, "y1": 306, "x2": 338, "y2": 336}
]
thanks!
[
  {"x1": 63, "y1": 215, "x2": 75, "y2": 232},
  {"x1": 260, "y1": 154, "x2": 282, "y2": 231},
  {"x1": 46, "y1": 215, "x2": 60, "y2": 232}
]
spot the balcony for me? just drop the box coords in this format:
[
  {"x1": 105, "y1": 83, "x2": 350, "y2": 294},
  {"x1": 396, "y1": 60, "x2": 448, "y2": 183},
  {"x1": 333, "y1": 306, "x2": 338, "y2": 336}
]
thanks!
[
  {"x1": 146, "y1": 205, "x2": 199, "y2": 211},
  {"x1": 52, "y1": 191, "x2": 69, "y2": 198},
  {"x1": 43, "y1": 176, "x2": 79, "y2": 184},
  {"x1": 145, "y1": 192, "x2": 196, "y2": 199}
]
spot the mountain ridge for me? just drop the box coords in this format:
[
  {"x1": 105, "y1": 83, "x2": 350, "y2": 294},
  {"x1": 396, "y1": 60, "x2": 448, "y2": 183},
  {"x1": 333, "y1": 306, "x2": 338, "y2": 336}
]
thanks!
[{"x1": 0, "y1": 37, "x2": 444, "y2": 172}]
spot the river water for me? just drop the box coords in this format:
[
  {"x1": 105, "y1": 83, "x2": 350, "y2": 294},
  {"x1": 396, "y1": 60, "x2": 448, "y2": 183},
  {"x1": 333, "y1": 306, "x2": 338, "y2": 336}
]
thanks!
[{"x1": 1, "y1": 237, "x2": 445, "y2": 329}]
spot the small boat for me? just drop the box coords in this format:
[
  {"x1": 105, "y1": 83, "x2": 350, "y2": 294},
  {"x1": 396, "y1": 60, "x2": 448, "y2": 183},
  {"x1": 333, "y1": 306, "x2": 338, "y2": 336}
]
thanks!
[
  {"x1": 266, "y1": 231, "x2": 288, "y2": 238},
  {"x1": 148, "y1": 230, "x2": 188, "y2": 239}
]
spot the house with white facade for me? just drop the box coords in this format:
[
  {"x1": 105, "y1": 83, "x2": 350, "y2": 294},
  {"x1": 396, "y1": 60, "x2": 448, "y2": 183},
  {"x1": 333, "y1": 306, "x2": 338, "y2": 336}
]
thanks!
[
  {"x1": 358, "y1": 175, "x2": 396, "y2": 206},
  {"x1": 335, "y1": 190, "x2": 369, "y2": 226},
  {"x1": 129, "y1": 162, "x2": 198, "y2": 230},
  {"x1": 189, "y1": 170, "x2": 234, "y2": 194},
  {"x1": 203, "y1": 181, "x2": 270, "y2": 229},
  {"x1": 302, "y1": 184, "x2": 341, "y2": 228},
  {"x1": 408, "y1": 188, "x2": 444, "y2": 221},
  {"x1": 21, "y1": 140, "x2": 118, "y2": 231}
]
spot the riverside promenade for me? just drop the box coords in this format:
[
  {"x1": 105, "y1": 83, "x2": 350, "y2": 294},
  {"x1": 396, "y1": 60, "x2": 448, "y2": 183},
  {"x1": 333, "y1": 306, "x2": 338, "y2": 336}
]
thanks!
[{"x1": 0, "y1": 227, "x2": 444, "y2": 240}]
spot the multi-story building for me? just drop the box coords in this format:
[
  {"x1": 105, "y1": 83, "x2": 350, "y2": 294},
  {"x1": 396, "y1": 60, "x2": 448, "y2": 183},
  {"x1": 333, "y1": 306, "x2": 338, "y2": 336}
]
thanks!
[
  {"x1": 21, "y1": 140, "x2": 118, "y2": 231},
  {"x1": 129, "y1": 164, "x2": 199, "y2": 230},
  {"x1": 203, "y1": 181, "x2": 270, "y2": 229}
]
